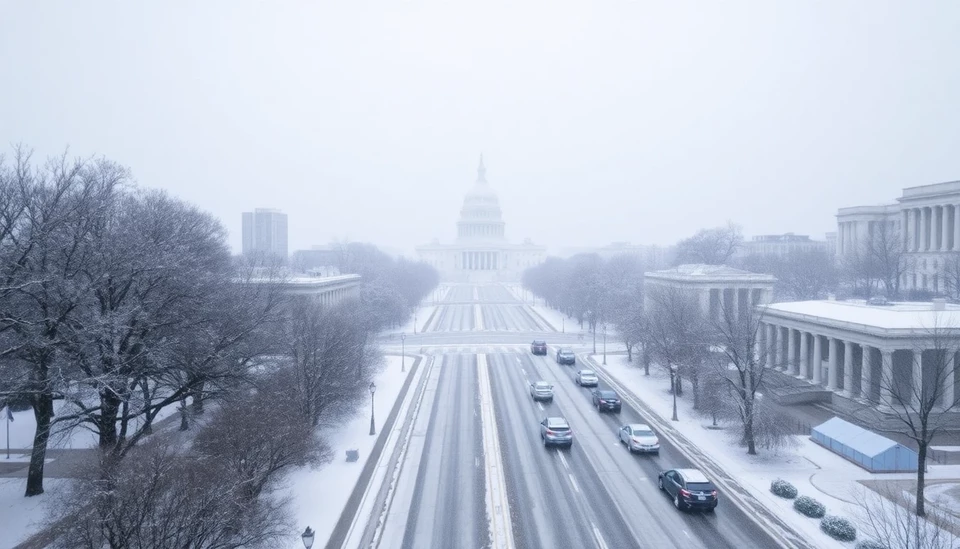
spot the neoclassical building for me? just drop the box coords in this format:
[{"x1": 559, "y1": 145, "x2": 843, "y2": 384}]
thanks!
[
  {"x1": 416, "y1": 157, "x2": 546, "y2": 282},
  {"x1": 644, "y1": 264, "x2": 776, "y2": 319},
  {"x1": 760, "y1": 298, "x2": 959, "y2": 410},
  {"x1": 837, "y1": 180, "x2": 960, "y2": 292}
]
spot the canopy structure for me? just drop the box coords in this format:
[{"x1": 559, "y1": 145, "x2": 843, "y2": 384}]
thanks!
[{"x1": 811, "y1": 417, "x2": 918, "y2": 473}]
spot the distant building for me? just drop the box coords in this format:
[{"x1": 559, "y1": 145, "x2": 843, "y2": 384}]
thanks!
[
  {"x1": 240, "y1": 270, "x2": 360, "y2": 307},
  {"x1": 242, "y1": 208, "x2": 288, "y2": 258},
  {"x1": 837, "y1": 179, "x2": 960, "y2": 292},
  {"x1": 291, "y1": 244, "x2": 341, "y2": 275},
  {"x1": 644, "y1": 264, "x2": 776, "y2": 321},
  {"x1": 559, "y1": 242, "x2": 674, "y2": 269},
  {"x1": 416, "y1": 156, "x2": 546, "y2": 282},
  {"x1": 736, "y1": 233, "x2": 832, "y2": 258}
]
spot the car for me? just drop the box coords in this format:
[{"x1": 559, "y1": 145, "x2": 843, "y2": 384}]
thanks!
[
  {"x1": 556, "y1": 348, "x2": 576, "y2": 365},
  {"x1": 575, "y1": 369, "x2": 598, "y2": 387},
  {"x1": 529, "y1": 381, "x2": 554, "y2": 402},
  {"x1": 530, "y1": 340, "x2": 547, "y2": 355},
  {"x1": 618, "y1": 423, "x2": 660, "y2": 454},
  {"x1": 658, "y1": 468, "x2": 718, "y2": 511},
  {"x1": 539, "y1": 417, "x2": 573, "y2": 448},
  {"x1": 591, "y1": 389, "x2": 621, "y2": 413}
]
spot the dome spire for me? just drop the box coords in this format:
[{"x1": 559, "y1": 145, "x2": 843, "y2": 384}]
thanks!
[{"x1": 477, "y1": 154, "x2": 486, "y2": 182}]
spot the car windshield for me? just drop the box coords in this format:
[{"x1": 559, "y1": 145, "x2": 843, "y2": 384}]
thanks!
[
  {"x1": 599, "y1": 391, "x2": 617, "y2": 398},
  {"x1": 634, "y1": 429, "x2": 654, "y2": 437},
  {"x1": 581, "y1": 370, "x2": 595, "y2": 376},
  {"x1": 533, "y1": 341, "x2": 545, "y2": 345},
  {"x1": 687, "y1": 483, "x2": 714, "y2": 492},
  {"x1": 535, "y1": 382, "x2": 551, "y2": 389},
  {"x1": 560, "y1": 349, "x2": 573, "y2": 355}
]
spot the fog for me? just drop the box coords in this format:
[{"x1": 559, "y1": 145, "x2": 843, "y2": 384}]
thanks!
[{"x1": 2, "y1": 1, "x2": 959, "y2": 255}]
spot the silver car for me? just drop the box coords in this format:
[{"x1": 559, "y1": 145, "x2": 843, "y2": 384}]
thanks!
[
  {"x1": 575, "y1": 369, "x2": 598, "y2": 387},
  {"x1": 619, "y1": 423, "x2": 660, "y2": 454},
  {"x1": 539, "y1": 417, "x2": 573, "y2": 448},
  {"x1": 529, "y1": 381, "x2": 554, "y2": 402}
]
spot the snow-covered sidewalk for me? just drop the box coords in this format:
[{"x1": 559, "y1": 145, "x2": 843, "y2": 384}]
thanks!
[
  {"x1": 595, "y1": 353, "x2": 960, "y2": 548},
  {"x1": 285, "y1": 354, "x2": 418, "y2": 547}
]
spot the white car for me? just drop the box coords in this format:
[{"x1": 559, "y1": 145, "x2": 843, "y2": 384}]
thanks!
[
  {"x1": 575, "y1": 369, "x2": 598, "y2": 387},
  {"x1": 619, "y1": 423, "x2": 660, "y2": 454}
]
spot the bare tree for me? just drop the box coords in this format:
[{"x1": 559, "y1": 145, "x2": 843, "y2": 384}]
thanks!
[
  {"x1": 942, "y1": 253, "x2": 960, "y2": 300},
  {"x1": 869, "y1": 322, "x2": 960, "y2": 517},
  {"x1": 645, "y1": 285, "x2": 712, "y2": 420},
  {"x1": 855, "y1": 484, "x2": 959, "y2": 549},
  {"x1": 711, "y1": 300, "x2": 770, "y2": 455},
  {"x1": 674, "y1": 222, "x2": 743, "y2": 266},
  {"x1": 866, "y1": 221, "x2": 906, "y2": 298}
]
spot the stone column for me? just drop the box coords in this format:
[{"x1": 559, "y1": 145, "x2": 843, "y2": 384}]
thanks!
[
  {"x1": 955, "y1": 205, "x2": 960, "y2": 251},
  {"x1": 862, "y1": 345, "x2": 874, "y2": 402},
  {"x1": 933, "y1": 206, "x2": 941, "y2": 251},
  {"x1": 787, "y1": 328, "x2": 797, "y2": 375},
  {"x1": 908, "y1": 209, "x2": 917, "y2": 251},
  {"x1": 912, "y1": 350, "x2": 923, "y2": 408},
  {"x1": 799, "y1": 331, "x2": 809, "y2": 379},
  {"x1": 843, "y1": 341, "x2": 856, "y2": 398},
  {"x1": 812, "y1": 335, "x2": 823, "y2": 384},
  {"x1": 902, "y1": 209, "x2": 910, "y2": 251},
  {"x1": 922, "y1": 207, "x2": 930, "y2": 251},
  {"x1": 942, "y1": 205, "x2": 951, "y2": 251},
  {"x1": 826, "y1": 337, "x2": 839, "y2": 391},
  {"x1": 945, "y1": 351, "x2": 956, "y2": 409},
  {"x1": 880, "y1": 349, "x2": 895, "y2": 407},
  {"x1": 765, "y1": 323, "x2": 775, "y2": 368},
  {"x1": 778, "y1": 327, "x2": 788, "y2": 370}
]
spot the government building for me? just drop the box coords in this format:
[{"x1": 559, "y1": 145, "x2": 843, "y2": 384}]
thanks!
[{"x1": 416, "y1": 157, "x2": 546, "y2": 282}]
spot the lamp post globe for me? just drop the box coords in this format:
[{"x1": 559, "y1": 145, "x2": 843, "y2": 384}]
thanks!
[{"x1": 301, "y1": 526, "x2": 315, "y2": 549}]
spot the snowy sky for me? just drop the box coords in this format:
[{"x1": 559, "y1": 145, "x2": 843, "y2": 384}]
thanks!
[{"x1": 2, "y1": 2, "x2": 959, "y2": 256}]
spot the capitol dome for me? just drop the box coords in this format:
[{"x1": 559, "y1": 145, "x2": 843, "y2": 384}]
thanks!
[{"x1": 458, "y1": 155, "x2": 505, "y2": 240}]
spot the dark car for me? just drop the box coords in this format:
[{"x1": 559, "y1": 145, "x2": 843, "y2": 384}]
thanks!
[
  {"x1": 556, "y1": 348, "x2": 576, "y2": 365},
  {"x1": 539, "y1": 417, "x2": 573, "y2": 449},
  {"x1": 658, "y1": 468, "x2": 718, "y2": 511},
  {"x1": 591, "y1": 389, "x2": 621, "y2": 413},
  {"x1": 531, "y1": 340, "x2": 547, "y2": 355}
]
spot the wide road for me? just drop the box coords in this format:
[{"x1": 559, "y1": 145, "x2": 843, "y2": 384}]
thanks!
[{"x1": 363, "y1": 283, "x2": 780, "y2": 549}]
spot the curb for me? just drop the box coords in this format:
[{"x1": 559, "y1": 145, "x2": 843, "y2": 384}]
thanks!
[
  {"x1": 524, "y1": 304, "x2": 558, "y2": 332},
  {"x1": 420, "y1": 306, "x2": 440, "y2": 333},
  {"x1": 325, "y1": 356, "x2": 423, "y2": 549},
  {"x1": 584, "y1": 354, "x2": 816, "y2": 549}
]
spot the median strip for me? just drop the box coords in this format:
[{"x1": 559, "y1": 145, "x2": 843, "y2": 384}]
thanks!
[{"x1": 476, "y1": 354, "x2": 515, "y2": 549}]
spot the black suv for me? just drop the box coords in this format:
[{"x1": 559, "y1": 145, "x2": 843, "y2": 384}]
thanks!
[
  {"x1": 658, "y1": 468, "x2": 718, "y2": 511},
  {"x1": 591, "y1": 389, "x2": 621, "y2": 413},
  {"x1": 530, "y1": 340, "x2": 547, "y2": 355}
]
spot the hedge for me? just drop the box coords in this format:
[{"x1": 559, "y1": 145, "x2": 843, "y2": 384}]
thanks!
[
  {"x1": 793, "y1": 495, "x2": 826, "y2": 518},
  {"x1": 770, "y1": 479, "x2": 798, "y2": 499},
  {"x1": 821, "y1": 515, "x2": 857, "y2": 542},
  {"x1": 855, "y1": 540, "x2": 888, "y2": 549}
]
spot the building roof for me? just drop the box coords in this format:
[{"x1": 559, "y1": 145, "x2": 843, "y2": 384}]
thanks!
[
  {"x1": 645, "y1": 264, "x2": 776, "y2": 283},
  {"x1": 812, "y1": 417, "x2": 900, "y2": 458},
  {"x1": 764, "y1": 299, "x2": 960, "y2": 332}
]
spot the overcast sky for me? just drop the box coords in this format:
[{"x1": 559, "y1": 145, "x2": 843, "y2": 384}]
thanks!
[{"x1": 2, "y1": 2, "x2": 959, "y2": 256}]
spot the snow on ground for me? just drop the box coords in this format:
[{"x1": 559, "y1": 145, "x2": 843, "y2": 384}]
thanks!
[
  {"x1": 600, "y1": 354, "x2": 929, "y2": 548},
  {"x1": 286, "y1": 354, "x2": 416, "y2": 547},
  {"x1": 0, "y1": 477, "x2": 73, "y2": 546},
  {"x1": 387, "y1": 303, "x2": 437, "y2": 335}
]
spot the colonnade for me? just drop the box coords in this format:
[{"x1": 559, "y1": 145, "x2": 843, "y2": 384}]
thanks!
[
  {"x1": 460, "y1": 251, "x2": 500, "y2": 271},
  {"x1": 901, "y1": 205, "x2": 960, "y2": 253}
]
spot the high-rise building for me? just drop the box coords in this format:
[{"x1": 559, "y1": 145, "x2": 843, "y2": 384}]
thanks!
[{"x1": 241, "y1": 208, "x2": 288, "y2": 258}]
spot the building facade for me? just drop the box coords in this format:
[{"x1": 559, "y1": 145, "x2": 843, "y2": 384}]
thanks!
[
  {"x1": 242, "y1": 208, "x2": 289, "y2": 258},
  {"x1": 760, "y1": 298, "x2": 959, "y2": 411},
  {"x1": 416, "y1": 157, "x2": 546, "y2": 282},
  {"x1": 837, "y1": 180, "x2": 960, "y2": 292},
  {"x1": 644, "y1": 264, "x2": 776, "y2": 320},
  {"x1": 737, "y1": 233, "x2": 832, "y2": 258}
]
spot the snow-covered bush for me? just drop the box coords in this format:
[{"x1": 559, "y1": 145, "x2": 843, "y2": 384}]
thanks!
[
  {"x1": 793, "y1": 495, "x2": 826, "y2": 518},
  {"x1": 821, "y1": 515, "x2": 857, "y2": 542},
  {"x1": 854, "y1": 540, "x2": 887, "y2": 549},
  {"x1": 770, "y1": 479, "x2": 798, "y2": 499}
]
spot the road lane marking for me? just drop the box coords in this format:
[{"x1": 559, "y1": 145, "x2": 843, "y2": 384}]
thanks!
[
  {"x1": 557, "y1": 450, "x2": 570, "y2": 470},
  {"x1": 520, "y1": 367, "x2": 525, "y2": 375},
  {"x1": 537, "y1": 401, "x2": 544, "y2": 411},
  {"x1": 475, "y1": 304, "x2": 484, "y2": 331},
  {"x1": 684, "y1": 530, "x2": 691, "y2": 540},
  {"x1": 476, "y1": 353, "x2": 515, "y2": 549},
  {"x1": 592, "y1": 524, "x2": 610, "y2": 549},
  {"x1": 568, "y1": 474, "x2": 580, "y2": 494}
]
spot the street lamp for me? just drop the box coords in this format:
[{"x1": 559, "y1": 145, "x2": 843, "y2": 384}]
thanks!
[
  {"x1": 368, "y1": 382, "x2": 377, "y2": 436},
  {"x1": 562, "y1": 317, "x2": 565, "y2": 333},
  {"x1": 586, "y1": 310, "x2": 596, "y2": 354},
  {"x1": 602, "y1": 323, "x2": 607, "y2": 365},
  {"x1": 400, "y1": 334, "x2": 406, "y2": 373},
  {"x1": 301, "y1": 526, "x2": 315, "y2": 549}
]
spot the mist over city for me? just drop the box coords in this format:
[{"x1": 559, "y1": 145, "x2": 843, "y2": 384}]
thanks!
[{"x1": 2, "y1": 3, "x2": 960, "y2": 549}]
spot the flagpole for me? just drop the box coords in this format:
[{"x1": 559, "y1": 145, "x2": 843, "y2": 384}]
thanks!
[{"x1": 5, "y1": 409, "x2": 9, "y2": 460}]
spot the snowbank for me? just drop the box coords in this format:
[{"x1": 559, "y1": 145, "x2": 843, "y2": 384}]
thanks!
[{"x1": 0, "y1": 478, "x2": 73, "y2": 546}]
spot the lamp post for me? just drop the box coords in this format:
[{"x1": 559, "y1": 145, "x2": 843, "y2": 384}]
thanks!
[
  {"x1": 400, "y1": 334, "x2": 406, "y2": 373},
  {"x1": 602, "y1": 323, "x2": 607, "y2": 365},
  {"x1": 562, "y1": 317, "x2": 565, "y2": 333},
  {"x1": 301, "y1": 526, "x2": 315, "y2": 549},
  {"x1": 368, "y1": 382, "x2": 377, "y2": 436},
  {"x1": 587, "y1": 310, "x2": 596, "y2": 354},
  {"x1": 414, "y1": 311, "x2": 418, "y2": 334}
]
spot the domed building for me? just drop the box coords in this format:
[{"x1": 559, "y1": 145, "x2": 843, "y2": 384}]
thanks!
[{"x1": 417, "y1": 156, "x2": 546, "y2": 282}]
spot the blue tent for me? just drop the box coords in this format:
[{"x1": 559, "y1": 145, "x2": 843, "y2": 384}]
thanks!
[{"x1": 811, "y1": 417, "x2": 918, "y2": 473}]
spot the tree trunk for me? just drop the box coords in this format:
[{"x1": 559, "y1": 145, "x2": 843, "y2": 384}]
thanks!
[
  {"x1": 25, "y1": 392, "x2": 54, "y2": 497},
  {"x1": 179, "y1": 398, "x2": 190, "y2": 431},
  {"x1": 916, "y1": 442, "x2": 927, "y2": 516},
  {"x1": 191, "y1": 381, "x2": 205, "y2": 415},
  {"x1": 691, "y1": 372, "x2": 700, "y2": 410},
  {"x1": 743, "y1": 397, "x2": 757, "y2": 455},
  {"x1": 98, "y1": 390, "x2": 122, "y2": 449},
  {"x1": 643, "y1": 347, "x2": 650, "y2": 376},
  {"x1": 626, "y1": 344, "x2": 633, "y2": 362}
]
